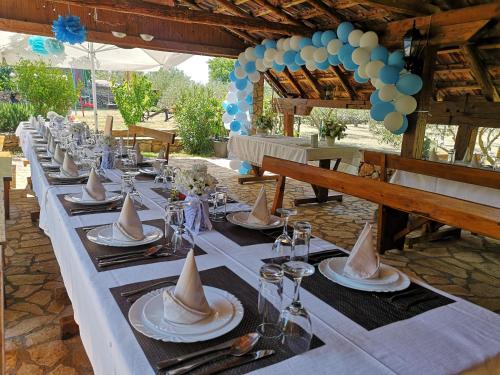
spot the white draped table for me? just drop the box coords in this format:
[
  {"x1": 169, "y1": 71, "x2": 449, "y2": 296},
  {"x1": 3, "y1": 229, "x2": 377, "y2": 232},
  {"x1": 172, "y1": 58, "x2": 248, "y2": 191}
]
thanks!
[{"x1": 16, "y1": 122, "x2": 500, "y2": 375}]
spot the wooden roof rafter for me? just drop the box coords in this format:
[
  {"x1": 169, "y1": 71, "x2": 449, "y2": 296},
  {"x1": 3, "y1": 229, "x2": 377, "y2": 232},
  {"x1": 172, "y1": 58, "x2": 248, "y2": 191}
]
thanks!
[
  {"x1": 283, "y1": 68, "x2": 307, "y2": 97},
  {"x1": 264, "y1": 71, "x2": 288, "y2": 98},
  {"x1": 461, "y1": 44, "x2": 500, "y2": 102},
  {"x1": 329, "y1": 66, "x2": 357, "y2": 100}
]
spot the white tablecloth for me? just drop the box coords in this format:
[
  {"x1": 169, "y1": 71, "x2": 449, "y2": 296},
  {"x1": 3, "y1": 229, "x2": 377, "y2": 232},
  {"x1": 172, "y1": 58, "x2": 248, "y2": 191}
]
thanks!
[
  {"x1": 16, "y1": 122, "x2": 500, "y2": 375},
  {"x1": 391, "y1": 170, "x2": 500, "y2": 208}
]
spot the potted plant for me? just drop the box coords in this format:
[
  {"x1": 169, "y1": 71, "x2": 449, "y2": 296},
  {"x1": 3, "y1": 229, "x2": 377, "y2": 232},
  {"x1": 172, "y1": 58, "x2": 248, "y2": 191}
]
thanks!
[
  {"x1": 255, "y1": 113, "x2": 274, "y2": 136},
  {"x1": 212, "y1": 118, "x2": 229, "y2": 158},
  {"x1": 320, "y1": 112, "x2": 347, "y2": 146}
]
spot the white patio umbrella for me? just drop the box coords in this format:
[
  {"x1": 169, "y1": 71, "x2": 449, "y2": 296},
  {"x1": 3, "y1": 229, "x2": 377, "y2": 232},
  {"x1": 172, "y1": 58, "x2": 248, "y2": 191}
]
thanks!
[{"x1": 0, "y1": 31, "x2": 192, "y2": 129}]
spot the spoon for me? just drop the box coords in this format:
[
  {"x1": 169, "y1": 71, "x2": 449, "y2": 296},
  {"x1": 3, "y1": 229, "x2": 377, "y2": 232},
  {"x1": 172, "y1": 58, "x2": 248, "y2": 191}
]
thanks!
[{"x1": 166, "y1": 333, "x2": 260, "y2": 375}]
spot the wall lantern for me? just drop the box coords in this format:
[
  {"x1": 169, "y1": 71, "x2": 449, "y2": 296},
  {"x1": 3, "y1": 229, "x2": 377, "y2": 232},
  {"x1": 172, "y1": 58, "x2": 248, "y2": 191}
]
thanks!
[{"x1": 403, "y1": 21, "x2": 425, "y2": 73}]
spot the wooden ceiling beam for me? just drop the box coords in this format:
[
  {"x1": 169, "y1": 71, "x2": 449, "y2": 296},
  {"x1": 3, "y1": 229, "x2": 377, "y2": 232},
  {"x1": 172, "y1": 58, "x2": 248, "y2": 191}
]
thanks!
[
  {"x1": 211, "y1": 0, "x2": 252, "y2": 18},
  {"x1": 329, "y1": 66, "x2": 357, "y2": 100},
  {"x1": 355, "y1": 0, "x2": 441, "y2": 17},
  {"x1": 264, "y1": 72, "x2": 288, "y2": 98},
  {"x1": 53, "y1": 0, "x2": 311, "y2": 35},
  {"x1": 305, "y1": 0, "x2": 343, "y2": 25},
  {"x1": 301, "y1": 68, "x2": 325, "y2": 98},
  {"x1": 283, "y1": 68, "x2": 307, "y2": 97},
  {"x1": 462, "y1": 44, "x2": 500, "y2": 102},
  {"x1": 253, "y1": 0, "x2": 302, "y2": 26}
]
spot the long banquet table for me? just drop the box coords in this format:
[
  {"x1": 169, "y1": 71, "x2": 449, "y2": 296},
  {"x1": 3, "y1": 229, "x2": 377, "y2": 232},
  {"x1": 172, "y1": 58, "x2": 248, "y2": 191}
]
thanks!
[{"x1": 17, "y1": 122, "x2": 500, "y2": 375}]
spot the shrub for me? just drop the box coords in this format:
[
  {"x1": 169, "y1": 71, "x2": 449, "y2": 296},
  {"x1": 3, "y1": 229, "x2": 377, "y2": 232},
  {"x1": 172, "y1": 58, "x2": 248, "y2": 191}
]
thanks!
[
  {"x1": 0, "y1": 103, "x2": 35, "y2": 132},
  {"x1": 208, "y1": 58, "x2": 235, "y2": 83},
  {"x1": 174, "y1": 85, "x2": 223, "y2": 155},
  {"x1": 150, "y1": 68, "x2": 193, "y2": 109}
]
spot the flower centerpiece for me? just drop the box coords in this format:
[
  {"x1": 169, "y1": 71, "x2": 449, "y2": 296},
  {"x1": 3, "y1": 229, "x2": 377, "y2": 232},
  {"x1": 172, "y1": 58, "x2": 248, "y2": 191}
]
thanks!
[
  {"x1": 98, "y1": 135, "x2": 117, "y2": 169},
  {"x1": 254, "y1": 113, "x2": 274, "y2": 136},
  {"x1": 174, "y1": 164, "x2": 218, "y2": 233},
  {"x1": 69, "y1": 122, "x2": 86, "y2": 145},
  {"x1": 320, "y1": 112, "x2": 347, "y2": 146}
]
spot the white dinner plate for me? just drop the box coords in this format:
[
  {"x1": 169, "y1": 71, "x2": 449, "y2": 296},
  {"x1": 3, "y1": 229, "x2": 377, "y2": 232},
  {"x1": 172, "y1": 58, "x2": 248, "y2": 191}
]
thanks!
[
  {"x1": 86, "y1": 224, "x2": 163, "y2": 247},
  {"x1": 319, "y1": 258, "x2": 410, "y2": 292},
  {"x1": 129, "y1": 286, "x2": 244, "y2": 343},
  {"x1": 41, "y1": 162, "x2": 60, "y2": 169},
  {"x1": 48, "y1": 171, "x2": 89, "y2": 180},
  {"x1": 139, "y1": 167, "x2": 157, "y2": 175},
  {"x1": 226, "y1": 211, "x2": 283, "y2": 230},
  {"x1": 64, "y1": 191, "x2": 122, "y2": 206},
  {"x1": 328, "y1": 257, "x2": 400, "y2": 286}
]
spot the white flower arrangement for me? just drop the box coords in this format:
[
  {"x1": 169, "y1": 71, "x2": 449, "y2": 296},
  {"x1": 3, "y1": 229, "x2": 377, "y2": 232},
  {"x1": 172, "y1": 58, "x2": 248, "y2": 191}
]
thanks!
[
  {"x1": 69, "y1": 122, "x2": 85, "y2": 134},
  {"x1": 46, "y1": 111, "x2": 59, "y2": 121},
  {"x1": 175, "y1": 164, "x2": 218, "y2": 196}
]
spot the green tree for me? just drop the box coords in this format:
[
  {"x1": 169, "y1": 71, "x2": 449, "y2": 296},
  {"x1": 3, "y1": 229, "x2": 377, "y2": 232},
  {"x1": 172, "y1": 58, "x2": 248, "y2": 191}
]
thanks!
[
  {"x1": 14, "y1": 60, "x2": 80, "y2": 116},
  {"x1": 0, "y1": 65, "x2": 14, "y2": 91},
  {"x1": 111, "y1": 73, "x2": 159, "y2": 127},
  {"x1": 208, "y1": 58, "x2": 235, "y2": 84},
  {"x1": 149, "y1": 68, "x2": 193, "y2": 109}
]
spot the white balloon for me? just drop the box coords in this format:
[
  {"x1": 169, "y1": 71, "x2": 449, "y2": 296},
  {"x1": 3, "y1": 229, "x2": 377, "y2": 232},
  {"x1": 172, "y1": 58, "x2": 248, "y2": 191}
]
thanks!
[
  {"x1": 313, "y1": 47, "x2": 328, "y2": 63},
  {"x1": 348, "y1": 29, "x2": 364, "y2": 47},
  {"x1": 263, "y1": 58, "x2": 274, "y2": 69},
  {"x1": 305, "y1": 61, "x2": 317, "y2": 71},
  {"x1": 222, "y1": 112, "x2": 234, "y2": 123},
  {"x1": 264, "y1": 48, "x2": 277, "y2": 61},
  {"x1": 224, "y1": 122, "x2": 231, "y2": 130},
  {"x1": 300, "y1": 45, "x2": 316, "y2": 61},
  {"x1": 327, "y1": 39, "x2": 342, "y2": 55},
  {"x1": 256, "y1": 59, "x2": 266, "y2": 72},
  {"x1": 245, "y1": 47, "x2": 256, "y2": 61},
  {"x1": 229, "y1": 160, "x2": 242, "y2": 170},
  {"x1": 365, "y1": 60, "x2": 385, "y2": 78},
  {"x1": 371, "y1": 78, "x2": 385, "y2": 90},
  {"x1": 360, "y1": 31, "x2": 378, "y2": 49},
  {"x1": 283, "y1": 38, "x2": 291, "y2": 51},
  {"x1": 290, "y1": 35, "x2": 302, "y2": 51},
  {"x1": 384, "y1": 112, "x2": 404, "y2": 132},
  {"x1": 229, "y1": 82, "x2": 237, "y2": 92},
  {"x1": 235, "y1": 112, "x2": 248, "y2": 122},
  {"x1": 226, "y1": 92, "x2": 237, "y2": 103},
  {"x1": 249, "y1": 71, "x2": 261, "y2": 83},
  {"x1": 238, "y1": 52, "x2": 248, "y2": 66},
  {"x1": 394, "y1": 95, "x2": 417, "y2": 114},
  {"x1": 237, "y1": 90, "x2": 246, "y2": 100},
  {"x1": 274, "y1": 50, "x2": 285, "y2": 65},
  {"x1": 352, "y1": 47, "x2": 370, "y2": 66},
  {"x1": 277, "y1": 38, "x2": 284, "y2": 51},
  {"x1": 357, "y1": 63, "x2": 368, "y2": 79},
  {"x1": 229, "y1": 131, "x2": 240, "y2": 137},
  {"x1": 234, "y1": 66, "x2": 246, "y2": 79},
  {"x1": 238, "y1": 101, "x2": 250, "y2": 112},
  {"x1": 379, "y1": 84, "x2": 398, "y2": 102}
]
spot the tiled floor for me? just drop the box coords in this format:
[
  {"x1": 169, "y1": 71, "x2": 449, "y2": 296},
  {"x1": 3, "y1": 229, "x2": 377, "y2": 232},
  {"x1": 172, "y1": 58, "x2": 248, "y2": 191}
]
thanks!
[{"x1": 4, "y1": 156, "x2": 499, "y2": 374}]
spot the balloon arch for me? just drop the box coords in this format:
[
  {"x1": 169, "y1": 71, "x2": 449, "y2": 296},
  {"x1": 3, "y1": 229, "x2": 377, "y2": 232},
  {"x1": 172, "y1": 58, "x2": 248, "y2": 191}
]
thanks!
[{"x1": 222, "y1": 22, "x2": 424, "y2": 174}]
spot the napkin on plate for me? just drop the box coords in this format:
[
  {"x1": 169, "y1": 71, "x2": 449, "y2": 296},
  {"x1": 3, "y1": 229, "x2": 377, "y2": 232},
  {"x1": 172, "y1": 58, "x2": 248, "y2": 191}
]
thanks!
[
  {"x1": 61, "y1": 153, "x2": 79, "y2": 177},
  {"x1": 163, "y1": 249, "x2": 212, "y2": 324},
  {"x1": 112, "y1": 194, "x2": 145, "y2": 241},
  {"x1": 53, "y1": 144, "x2": 65, "y2": 164},
  {"x1": 82, "y1": 168, "x2": 106, "y2": 201},
  {"x1": 470, "y1": 154, "x2": 481, "y2": 168},
  {"x1": 247, "y1": 186, "x2": 271, "y2": 225},
  {"x1": 134, "y1": 142, "x2": 144, "y2": 163},
  {"x1": 47, "y1": 135, "x2": 55, "y2": 154},
  {"x1": 429, "y1": 148, "x2": 439, "y2": 162},
  {"x1": 343, "y1": 223, "x2": 380, "y2": 279}
]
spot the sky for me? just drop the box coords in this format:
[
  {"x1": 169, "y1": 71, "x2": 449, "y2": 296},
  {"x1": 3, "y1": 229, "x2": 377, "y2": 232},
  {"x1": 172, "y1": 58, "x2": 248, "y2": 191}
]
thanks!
[{"x1": 177, "y1": 55, "x2": 211, "y2": 84}]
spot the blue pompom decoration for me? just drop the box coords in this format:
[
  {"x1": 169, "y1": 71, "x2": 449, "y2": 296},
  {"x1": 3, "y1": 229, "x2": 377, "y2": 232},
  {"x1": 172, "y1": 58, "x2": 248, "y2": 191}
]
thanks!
[
  {"x1": 354, "y1": 71, "x2": 369, "y2": 83},
  {"x1": 312, "y1": 31, "x2": 323, "y2": 47},
  {"x1": 370, "y1": 46, "x2": 388, "y2": 64},
  {"x1": 226, "y1": 103, "x2": 239, "y2": 116},
  {"x1": 229, "y1": 70, "x2": 237, "y2": 82},
  {"x1": 370, "y1": 90, "x2": 383, "y2": 106},
  {"x1": 379, "y1": 65, "x2": 401, "y2": 85},
  {"x1": 28, "y1": 36, "x2": 49, "y2": 55},
  {"x1": 392, "y1": 116, "x2": 408, "y2": 135},
  {"x1": 337, "y1": 22, "x2": 354, "y2": 43},
  {"x1": 396, "y1": 73, "x2": 423, "y2": 95},
  {"x1": 283, "y1": 50, "x2": 297, "y2": 65},
  {"x1": 338, "y1": 44, "x2": 355, "y2": 63},
  {"x1": 388, "y1": 50, "x2": 405, "y2": 70},
  {"x1": 254, "y1": 45, "x2": 266, "y2": 59},
  {"x1": 321, "y1": 30, "x2": 337, "y2": 46},
  {"x1": 295, "y1": 53, "x2": 306, "y2": 66},
  {"x1": 328, "y1": 54, "x2": 341, "y2": 66},
  {"x1": 52, "y1": 15, "x2": 87, "y2": 44},
  {"x1": 370, "y1": 102, "x2": 395, "y2": 121},
  {"x1": 44, "y1": 38, "x2": 65, "y2": 55},
  {"x1": 289, "y1": 63, "x2": 301, "y2": 72},
  {"x1": 263, "y1": 40, "x2": 277, "y2": 49},
  {"x1": 244, "y1": 61, "x2": 256, "y2": 74},
  {"x1": 272, "y1": 62, "x2": 285, "y2": 73},
  {"x1": 235, "y1": 78, "x2": 248, "y2": 90},
  {"x1": 230, "y1": 120, "x2": 241, "y2": 132},
  {"x1": 316, "y1": 60, "x2": 330, "y2": 70},
  {"x1": 299, "y1": 38, "x2": 313, "y2": 49}
]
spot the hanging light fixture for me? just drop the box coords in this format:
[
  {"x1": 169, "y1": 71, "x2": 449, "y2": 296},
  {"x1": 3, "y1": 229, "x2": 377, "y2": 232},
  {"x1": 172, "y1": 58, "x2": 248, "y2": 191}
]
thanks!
[
  {"x1": 111, "y1": 31, "x2": 127, "y2": 38},
  {"x1": 403, "y1": 21, "x2": 425, "y2": 73},
  {"x1": 140, "y1": 34, "x2": 154, "y2": 42}
]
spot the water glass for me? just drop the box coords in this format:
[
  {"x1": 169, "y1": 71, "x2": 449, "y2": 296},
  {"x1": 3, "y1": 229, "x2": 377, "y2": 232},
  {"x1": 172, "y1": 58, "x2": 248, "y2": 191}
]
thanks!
[
  {"x1": 271, "y1": 208, "x2": 297, "y2": 259},
  {"x1": 164, "y1": 201, "x2": 194, "y2": 255},
  {"x1": 257, "y1": 264, "x2": 284, "y2": 339},
  {"x1": 209, "y1": 190, "x2": 228, "y2": 222},
  {"x1": 447, "y1": 149, "x2": 456, "y2": 164},
  {"x1": 127, "y1": 149, "x2": 138, "y2": 167},
  {"x1": 291, "y1": 221, "x2": 312, "y2": 262},
  {"x1": 121, "y1": 173, "x2": 141, "y2": 203}
]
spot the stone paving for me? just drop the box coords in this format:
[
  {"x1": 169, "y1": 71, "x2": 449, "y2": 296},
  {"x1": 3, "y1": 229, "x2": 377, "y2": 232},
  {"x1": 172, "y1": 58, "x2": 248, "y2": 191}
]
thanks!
[{"x1": 3, "y1": 156, "x2": 499, "y2": 374}]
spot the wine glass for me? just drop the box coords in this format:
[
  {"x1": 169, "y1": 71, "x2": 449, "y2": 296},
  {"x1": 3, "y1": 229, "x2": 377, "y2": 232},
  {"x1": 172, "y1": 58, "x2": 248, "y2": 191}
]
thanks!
[
  {"x1": 271, "y1": 208, "x2": 297, "y2": 259},
  {"x1": 166, "y1": 201, "x2": 195, "y2": 255},
  {"x1": 279, "y1": 260, "x2": 315, "y2": 354},
  {"x1": 291, "y1": 221, "x2": 312, "y2": 262}
]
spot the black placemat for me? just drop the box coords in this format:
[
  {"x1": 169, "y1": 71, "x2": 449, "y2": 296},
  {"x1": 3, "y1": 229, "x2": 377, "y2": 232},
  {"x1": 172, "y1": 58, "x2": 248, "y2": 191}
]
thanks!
[
  {"x1": 110, "y1": 266, "x2": 324, "y2": 374},
  {"x1": 151, "y1": 187, "x2": 238, "y2": 205},
  {"x1": 56, "y1": 192, "x2": 148, "y2": 216},
  {"x1": 264, "y1": 250, "x2": 454, "y2": 331},
  {"x1": 211, "y1": 220, "x2": 294, "y2": 247},
  {"x1": 76, "y1": 219, "x2": 206, "y2": 271},
  {"x1": 46, "y1": 173, "x2": 112, "y2": 186}
]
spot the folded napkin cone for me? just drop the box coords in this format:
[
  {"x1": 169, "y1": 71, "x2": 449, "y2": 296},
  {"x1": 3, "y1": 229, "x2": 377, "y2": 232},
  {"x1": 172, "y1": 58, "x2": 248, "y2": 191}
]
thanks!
[
  {"x1": 82, "y1": 169, "x2": 106, "y2": 201},
  {"x1": 343, "y1": 223, "x2": 380, "y2": 279},
  {"x1": 61, "y1": 153, "x2": 79, "y2": 177},
  {"x1": 112, "y1": 194, "x2": 145, "y2": 241},
  {"x1": 53, "y1": 144, "x2": 65, "y2": 164},
  {"x1": 134, "y1": 142, "x2": 144, "y2": 163},
  {"x1": 247, "y1": 186, "x2": 271, "y2": 225},
  {"x1": 163, "y1": 249, "x2": 212, "y2": 324}
]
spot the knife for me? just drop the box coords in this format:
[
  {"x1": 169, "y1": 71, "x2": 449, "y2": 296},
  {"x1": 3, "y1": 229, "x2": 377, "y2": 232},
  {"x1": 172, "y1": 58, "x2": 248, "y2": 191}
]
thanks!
[{"x1": 197, "y1": 350, "x2": 275, "y2": 375}]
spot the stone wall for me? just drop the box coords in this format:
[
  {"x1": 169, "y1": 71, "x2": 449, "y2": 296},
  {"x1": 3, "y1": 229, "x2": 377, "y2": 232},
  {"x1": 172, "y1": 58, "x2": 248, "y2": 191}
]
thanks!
[
  {"x1": 134, "y1": 137, "x2": 183, "y2": 154},
  {"x1": 2, "y1": 134, "x2": 19, "y2": 151}
]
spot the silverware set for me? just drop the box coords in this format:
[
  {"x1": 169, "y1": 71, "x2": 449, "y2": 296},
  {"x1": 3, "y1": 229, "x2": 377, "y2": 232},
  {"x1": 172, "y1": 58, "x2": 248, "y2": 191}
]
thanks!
[
  {"x1": 70, "y1": 203, "x2": 122, "y2": 215},
  {"x1": 96, "y1": 245, "x2": 173, "y2": 269}
]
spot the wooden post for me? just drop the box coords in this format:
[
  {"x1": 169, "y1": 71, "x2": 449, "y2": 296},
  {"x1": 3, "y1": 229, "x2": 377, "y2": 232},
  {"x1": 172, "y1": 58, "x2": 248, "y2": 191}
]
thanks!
[
  {"x1": 283, "y1": 113, "x2": 294, "y2": 136},
  {"x1": 401, "y1": 46, "x2": 437, "y2": 158},
  {"x1": 454, "y1": 125, "x2": 478, "y2": 162},
  {"x1": 252, "y1": 75, "x2": 264, "y2": 134}
]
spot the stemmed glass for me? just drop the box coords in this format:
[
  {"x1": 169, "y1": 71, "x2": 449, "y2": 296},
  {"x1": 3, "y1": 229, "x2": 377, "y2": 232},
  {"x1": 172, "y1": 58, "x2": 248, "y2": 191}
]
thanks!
[
  {"x1": 154, "y1": 159, "x2": 168, "y2": 184},
  {"x1": 291, "y1": 221, "x2": 312, "y2": 262},
  {"x1": 271, "y1": 208, "x2": 297, "y2": 259},
  {"x1": 209, "y1": 186, "x2": 228, "y2": 222},
  {"x1": 164, "y1": 201, "x2": 194, "y2": 255},
  {"x1": 279, "y1": 260, "x2": 315, "y2": 354}
]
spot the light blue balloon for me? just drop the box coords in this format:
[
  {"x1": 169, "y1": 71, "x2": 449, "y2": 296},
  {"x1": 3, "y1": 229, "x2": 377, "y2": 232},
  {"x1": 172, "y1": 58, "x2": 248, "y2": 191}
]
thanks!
[
  {"x1": 234, "y1": 60, "x2": 241, "y2": 68},
  {"x1": 283, "y1": 50, "x2": 297, "y2": 65},
  {"x1": 254, "y1": 45, "x2": 266, "y2": 59},
  {"x1": 354, "y1": 71, "x2": 369, "y2": 83},
  {"x1": 392, "y1": 116, "x2": 408, "y2": 135},
  {"x1": 241, "y1": 161, "x2": 251, "y2": 169},
  {"x1": 343, "y1": 55, "x2": 358, "y2": 71},
  {"x1": 235, "y1": 78, "x2": 248, "y2": 90},
  {"x1": 245, "y1": 95, "x2": 253, "y2": 105},
  {"x1": 328, "y1": 54, "x2": 341, "y2": 66},
  {"x1": 229, "y1": 70, "x2": 237, "y2": 82},
  {"x1": 272, "y1": 62, "x2": 285, "y2": 73},
  {"x1": 321, "y1": 30, "x2": 337, "y2": 46},
  {"x1": 396, "y1": 73, "x2": 423, "y2": 95},
  {"x1": 239, "y1": 166, "x2": 250, "y2": 175},
  {"x1": 370, "y1": 90, "x2": 383, "y2": 106},
  {"x1": 299, "y1": 38, "x2": 313, "y2": 49},
  {"x1": 295, "y1": 53, "x2": 306, "y2": 66},
  {"x1": 388, "y1": 50, "x2": 405, "y2": 69},
  {"x1": 230, "y1": 120, "x2": 241, "y2": 132},
  {"x1": 337, "y1": 22, "x2": 354, "y2": 43},
  {"x1": 289, "y1": 63, "x2": 301, "y2": 72},
  {"x1": 222, "y1": 101, "x2": 229, "y2": 110},
  {"x1": 240, "y1": 129, "x2": 249, "y2": 136},
  {"x1": 338, "y1": 44, "x2": 355, "y2": 63},
  {"x1": 316, "y1": 60, "x2": 330, "y2": 70},
  {"x1": 370, "y1": 102, "x2": 395, "y2": 121},
  {"x1": 379, "y1": 65, "x2": 401, "y2": 85},
  {"x1": 264, "y1": 40, "x2": 277, "y2": 49},
  {"x1": 244, "y1": 61, "x2": 256, "y2": 74},
  {"x1": 312, "y1": 31, "x2": 323, "y2": 47},
  {"x1": 370, "y1": 46, "x2": 389, "y2": 64},
  {"x1": 226, "y1": 103, "x2": 239, "y2": 116}
]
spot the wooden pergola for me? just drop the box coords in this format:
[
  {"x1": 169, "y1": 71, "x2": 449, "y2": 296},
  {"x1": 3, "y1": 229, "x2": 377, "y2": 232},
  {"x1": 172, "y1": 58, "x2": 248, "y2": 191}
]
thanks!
[{"x1": 0, "y1": 0, "x2": 499, "y2": 158}]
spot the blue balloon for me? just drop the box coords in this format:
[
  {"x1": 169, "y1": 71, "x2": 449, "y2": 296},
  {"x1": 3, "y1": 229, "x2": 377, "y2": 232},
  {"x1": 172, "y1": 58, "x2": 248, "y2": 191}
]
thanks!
[
  {"x1": 379, "y1": 65, "x2": 401, "y2": 85},
  {"x1": 289, "y1": 63, "x2": 301, "y2": 72},
  {"x1": 254, "y1": 45, "x2": 266, "y2": 59},
  {"x1": 396, "y1": 73, "x2": 423, "y2": 95},
  {"x1": 226, "y1": 103, "x2": 239, "y2": 116},
  {"x1": 316, "y1": 60, "x2": 330, "y2": 70},
  {"x1": 328, "y1": 54, "x2": 341, "y2": 66},
  {"x1": 343, "y1": 55, "x2": 358, "y2": 71},
  {"x1": 370, "y1": 46, "x2": 389, "y2": 64},
  {"x1": 321, "y1": 30, "x2": 337, "y2": 46},
  {"x1": 392, "y1": 116, "x2": 408, "y2": 135},
  {"x1": 283, "y1": 50, "x2": 297, "y2": 65},
  {"x1": 222, "y1": 101, "x2": 229, "y2": 110},
  {"x1": 264, "y1": 40, "x2": 277, "y2": 49},
  {"x1": 338, "y1": 44, "x2": 355, "y2": 63},
  {"x1": 245, "y1": 95, "x2": 253, "y2": 105},
  {"x1": 299, "y1": 38, "x2": 313, "y2": 49},
  {"x1": 388, "y1": 50, "x2": 405, "y2": 69},
  {"x1": 244, "y1": 61, "x2": 256, "y2": 74},
  {"x1": 234, "y1": 60, "x2": 241, "y2": 68},
  {"x1": 370, "y1": 102, "x2": 395, "y2": 121},
  {"x1": 241, "y1": 161, "x2": 252, "y2": 169},
  {"x1": 312, "y1": 31, "x2": 323, "y2": 47},
  {"x1": 354, "y1": 71, "x2": 369, "y2": 83},
  {"x1": 272, "y1": 62, "x2": 285, "y2": 73},
  {"x1": 240, "y1": 129, "x2": 249, "y2": 136},
  {"x1": 370, "y1": 90, "x2": 383, "y2": 106},
  {"x1": 230, "y1": 120, "x2": 241, "y2": 132},
  {"x1": 295, "y1": 53, "x2": 306, "y2": 66},
  {"x1": 239, "y1": 166, "x2": 250, "y2": 175},
  {"x1": 229, "y1": 70, "x2": 237, "y2": 82},
  {"x1": 337, "y1": 22, "x2": 354, "y2": 43},
  {"x1": 235, "y1": 78, "x2": 248, "y2": 90}
]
